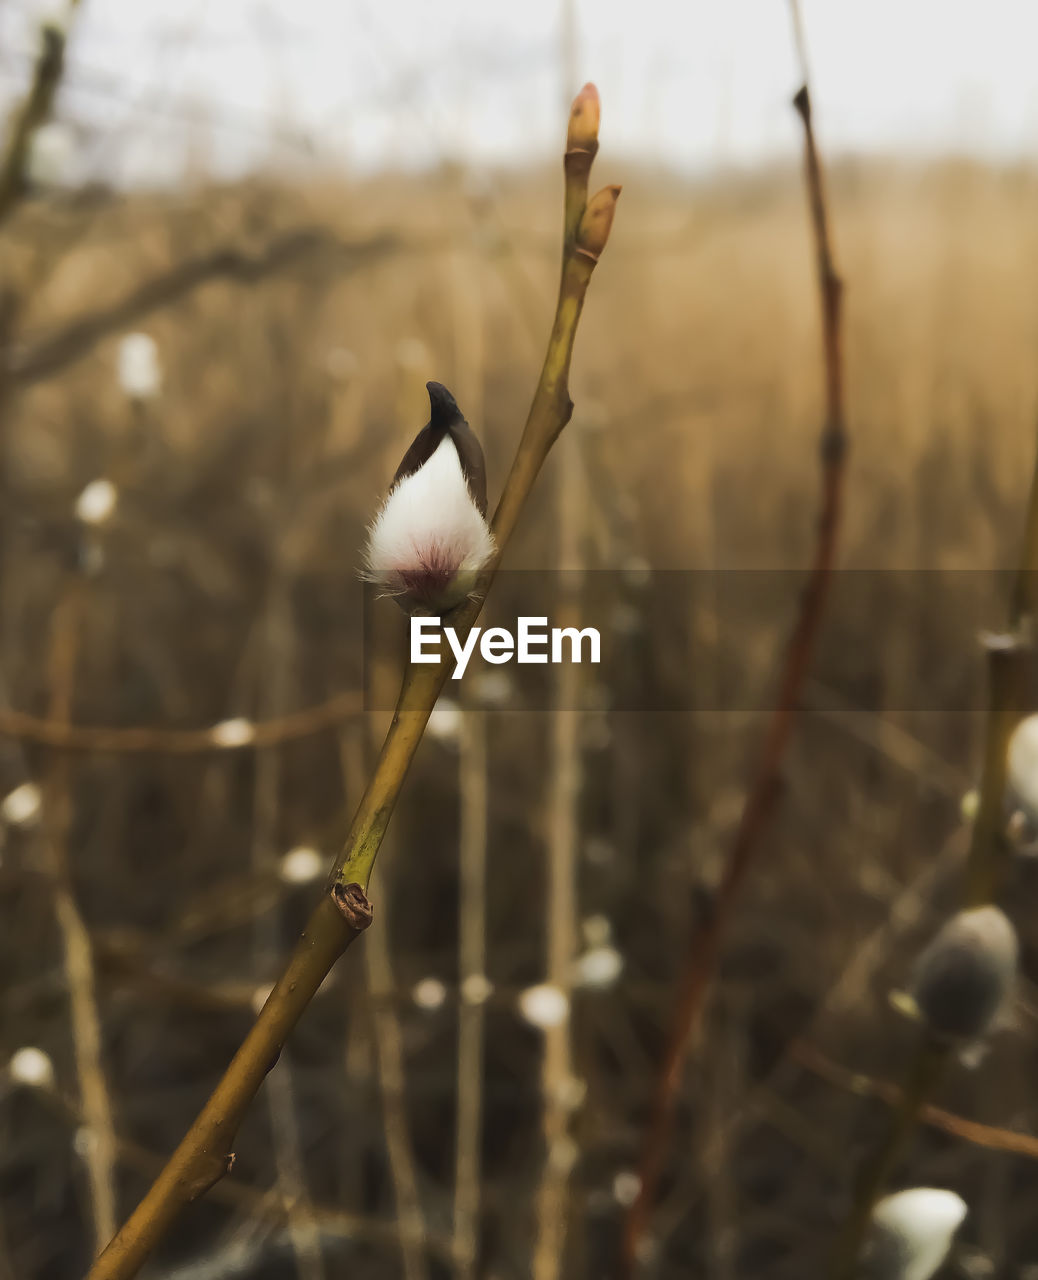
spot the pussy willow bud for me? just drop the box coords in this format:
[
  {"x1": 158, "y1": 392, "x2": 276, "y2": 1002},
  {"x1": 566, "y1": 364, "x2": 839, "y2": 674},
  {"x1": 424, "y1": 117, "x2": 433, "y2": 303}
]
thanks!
[
  {"x1": 1007, "y1": 712, "x2": 1038, "y2": 828},
  {"x1": 576, "y1": 185, "x2": 621, "y2": 260},
  {"x1": 567, "y1": 82, "x2": 600, "y2": 155},
  {"x1": 858, "y1": 1188, "x2": 967, "y2": 1280},
  {"x1": 908, "y1": 905, "x2": 1017, "y2": 1042},
  {"x1": 363, "y1": 381, "x2": 495, "y2": 614}
]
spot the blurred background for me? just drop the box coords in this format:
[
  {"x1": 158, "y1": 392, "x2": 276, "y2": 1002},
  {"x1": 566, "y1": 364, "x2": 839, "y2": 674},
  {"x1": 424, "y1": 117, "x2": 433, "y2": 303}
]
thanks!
[{"x1": 3, "y1": 2, "x2": 1038, "y2": 1277}]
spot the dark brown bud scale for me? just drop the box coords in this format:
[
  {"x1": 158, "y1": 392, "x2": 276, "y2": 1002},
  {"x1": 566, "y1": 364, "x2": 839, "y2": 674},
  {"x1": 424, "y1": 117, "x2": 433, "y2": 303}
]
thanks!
[
  {"x1": 909, "y1": 905, "x2": 1017, "y2": 1041},
  {"x1": 392, "y1": 381, "x2": 488, "y2": 515}
]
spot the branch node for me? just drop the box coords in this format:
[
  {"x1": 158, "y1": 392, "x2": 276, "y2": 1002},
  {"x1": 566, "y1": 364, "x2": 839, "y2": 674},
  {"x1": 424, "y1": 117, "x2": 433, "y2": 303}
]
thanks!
[{"x1": 330, "y1": 882, "x2": 374, "y2": 932}]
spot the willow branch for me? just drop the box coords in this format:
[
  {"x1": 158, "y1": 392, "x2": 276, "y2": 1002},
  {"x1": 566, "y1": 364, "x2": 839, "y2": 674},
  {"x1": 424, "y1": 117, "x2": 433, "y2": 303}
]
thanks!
[
  {"x1": 620, "y1": 71, "x2": 846, "y2": 1276},
  {"x1": 87, "y1": 85, "x2": 618, "y2": 1280},
  {"x1": 793, "y1": 1039, "x2": 1038, "y2": 1160},
  {"x1": 0, "y1": 6, "x2": 79, "y2": 226},
  {"x1": 831, "y1": 539, "x2": 1037, "y2": 1278},
  {"x1": 42, "y1": 581, "x2": 119, "y2": 1253}
]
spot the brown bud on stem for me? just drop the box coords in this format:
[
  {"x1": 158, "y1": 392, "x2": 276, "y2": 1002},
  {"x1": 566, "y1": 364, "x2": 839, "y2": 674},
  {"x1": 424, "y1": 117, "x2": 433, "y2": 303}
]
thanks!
[
  {"x1": 909, "y1": 905, "x2": 1017, "y2": 1042},
  {"x1": 567, "y1": 82, "x2": 600, "y2": 157},
  {"x1": 575, "y1": 185, "x2": 621, "y2": 261}
]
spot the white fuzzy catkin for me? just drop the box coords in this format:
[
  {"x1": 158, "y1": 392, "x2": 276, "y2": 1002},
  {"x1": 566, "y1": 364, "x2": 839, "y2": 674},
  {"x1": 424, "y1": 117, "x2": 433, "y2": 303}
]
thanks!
[
  {"x1": 364, "y1": 436, "x2": 494, "y2": 597},
  {"x1": 860, "y1": 1188, "x2": 967, "y2": 1280},
  {"x1": 412, "y1": 977, "x2": 448, "y2": 1010},
  {"x1": 460, "y1": 973, "x2": 493, "y2": 1006},
  {"x1": 8, "y1": 1046, "x2": 55, "y2": 1088},
  {"x1": 210, "y1": 718, "x2": 256, "y2": 748},
  {"x1": 574, "y1": 945, "x2": 624, "y2": 989},
  {"x1": 117, "y1": 332, "x2": 162, "y2": 400},
  {"x1": 1, "y1": 782, "x2": 42, "y2": 826},
  {"x1": 518, "y1": 983, "x2": 569, "y2": 1029},
  {"x1": 278, "y1": 847, "x2": 323, "y2": 884},
  {"x1": 75, "y1": 478, "x2": 117, "y2": 525},
  {"x1": 1008, "y1": 713, "x2": 1038, "y2": 825}
]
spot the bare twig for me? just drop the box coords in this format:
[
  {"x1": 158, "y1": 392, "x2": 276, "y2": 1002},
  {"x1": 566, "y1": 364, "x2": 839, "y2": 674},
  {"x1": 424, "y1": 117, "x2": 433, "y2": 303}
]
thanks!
[
  {"x1": 250, "y1": 574, "x2": 325, "y2": 1280},
  {"x1": 0, "y1": 5, "x2": 80, "y2": 226},
  {"x1": 532, "y1": 441, "x2": 585, "y2": 1280},
  {"x1": 448, "y1": 243, "x2": 489, "y2": 1280},
  {"x1": 793, "y1": 1039, "x2": 1038, "y2": 1160},
  {"x1": 88, "y1": 87, "x2": 618, "y2": 1280},
  {"x1": 41, "y1": 581, "x2": 119, "y2": 1253},
  {"x1": 620, "y1": 47, "x2": 847, "y2": 1275}
]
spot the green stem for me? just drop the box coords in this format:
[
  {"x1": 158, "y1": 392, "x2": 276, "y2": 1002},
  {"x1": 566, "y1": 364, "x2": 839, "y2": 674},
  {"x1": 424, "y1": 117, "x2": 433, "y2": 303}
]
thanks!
[{"x1": 88, "y1": 94, "x2": 615, "y2": 1280}]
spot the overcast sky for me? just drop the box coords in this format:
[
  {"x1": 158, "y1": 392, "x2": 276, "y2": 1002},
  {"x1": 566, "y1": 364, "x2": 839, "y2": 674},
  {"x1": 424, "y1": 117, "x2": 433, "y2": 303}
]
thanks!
[{"x1": 3, "y1": 1, "x2": 1038, "y2": 184}]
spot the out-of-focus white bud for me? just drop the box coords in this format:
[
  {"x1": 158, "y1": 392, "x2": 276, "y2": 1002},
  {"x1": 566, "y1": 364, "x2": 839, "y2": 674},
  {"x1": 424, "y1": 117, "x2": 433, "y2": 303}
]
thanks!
[
  {"x1": 460, "y1": 973, "x2": 493, "y2": 1006},
  {"x1": 117, "y1": 332, "x2": 162, "y2": 400},
  {"x1": 426, "y1": 698, "x2": 462, "y2": 742},
  {"x1": 363, "y1": 382, "x2": 494, "y2": 615},
  {"x1": 412, "y1": 977, "x2": 448, "y2": 1010},
  {"x1": 613, "y1": 1170, "x2": 642, "y2": 1208},
  {"x1": 908, "y1": 906, "x2": 1017, "y2": 1042},
  {"x1": 278, "y1": 847, "x2": 323, "y2": 885},
  {"x1": 574, "y1": 944, "x2": 624, "y2": 990},
  {"x1": 8, "y1": 1046, "x2": 55, "y2": 1088},
  {"x1": 518, "y1": 983, "x2": 569, "y2": 1029},
  {"x1": 1007, "y1": 714, "x2": 1038, "y2": 848},
  {"x1": 75, "y1": 478, "x2": 117, "y2": 525},
  {"x1": 548, "y1": 1136, "x2": 579, "y2": 1174},
  {"x1": 859, "y1": 1188, "x2": 967, "y2": 1280},
  {"x1": 210, "y1": 718, "x2": 255, "y2": 748},
  {"x1": 1, "y1": 781, "x2": 42, "y2": 827},
  {"x1": 27, "y1": 122, "x2": 74, "y2": 188}
]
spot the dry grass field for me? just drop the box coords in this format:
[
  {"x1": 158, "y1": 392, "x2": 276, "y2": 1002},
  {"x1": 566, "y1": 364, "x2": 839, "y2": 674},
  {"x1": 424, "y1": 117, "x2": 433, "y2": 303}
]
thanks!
[{"x1": 3, "y1": 155, "x2": 1038, "y2": 1278}]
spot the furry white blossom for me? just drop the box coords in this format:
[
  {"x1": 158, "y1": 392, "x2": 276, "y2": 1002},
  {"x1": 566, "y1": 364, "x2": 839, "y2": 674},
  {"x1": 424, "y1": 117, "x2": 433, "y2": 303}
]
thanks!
[
  {"x1": 860, "y1": 1188, "x2": 967, "y2": 1280},
  {"x1": 117, "y1": 332, "x2": 162, "y2": 400},
  {"x1": 460, "y1": 973, "x2": 494, "y2": 1006},
  {"x1": 412, "y1": 977, "x2": 448, "y2": 1010},
  {"x1": 613, "y1": 1170, "x2": 642, "y2": 1208},
  {"x1": 574, "y1": 945, "x2": 624, "y2": 989},
  {"x1": 8, "y1": 1046, "x2": 55, "y2": 1088},
  {"x1": 278, "y1": 846, "x2": 323, "y2": 884},
  {"x1": 365, "y1": 435, "x2": 494, "y2": 610},
  {"x1": 210, "y1": 718, "x2": 256, "y2": 748},
  {"x1": 75, "y1": 478, "x2": 117, "y2": 525},
  {"x1": 1, "y1": 781, "x2": 42, "y2": 826},
  {"x1": 27, "y1": 122, "x2": 74, "y2": 188},
  {"x1": 518, "y1": 983, "x2": 569, "y2": 1029},
  {"x1": 1008, "y1": 714, "x2": 1038, "y2": 829},
  {"x1": 364, "y1": 382, "x2": 494, "y2": 614}
]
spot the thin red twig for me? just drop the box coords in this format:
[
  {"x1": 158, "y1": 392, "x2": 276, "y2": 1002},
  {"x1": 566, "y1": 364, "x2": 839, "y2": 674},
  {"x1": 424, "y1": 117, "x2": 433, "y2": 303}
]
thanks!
[{"x1": 619, "y1": 81, "x2": 846, "y2": 1276}]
